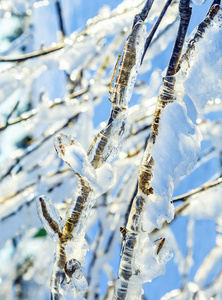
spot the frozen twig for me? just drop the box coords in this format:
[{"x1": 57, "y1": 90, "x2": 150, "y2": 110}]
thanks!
[
  {"x1": 87, "y1": 2, "x2": 149, "y2": 169},
  {"x1": 151, "y1": 176, "x2": 222, "y2": 235},
  {"x1": 0, "y1": 1, "x2": 144, "y2": 64},
  {"x1": 0, "y1": 112, "x2": 80, "y2": 182},
  {"x1": 115, "y1": 3, "x2": 222, "y2": 297},
  {"x1": 0, "y1": 88, "x2": 87, "y2": 132},
  {"x1": 166, "y1": 0, "x2": 192, "y2": 76}
]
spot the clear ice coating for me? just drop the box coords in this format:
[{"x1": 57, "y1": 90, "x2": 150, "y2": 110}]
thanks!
[
  {"x1": 36, "y1": 126, "x2": 119, "y2": 298},
  {"x1": 36, "y1": 195, "x2": 90, "y2": 298},
  {"x1": 36, "y1": 195, "x2": 63, "y2": 242},
  {"x1": 88, "y1": 18, "x2": 146, "y2": 169},
  {"x1": 109, "y1": 19, "x2": 146, "y2": 108},
  {"x1": 126, "y1": 83, "x2": 201, "y2": 233},
  {"x1": 87, "y1": 109, "x2": 127, "y2": 168},
  {"x1": 36, "y1": 132, "x2": 117, "y2": 298},
  {"x1": 114, "y1": 233, "x2": 173, "y2": 299}
]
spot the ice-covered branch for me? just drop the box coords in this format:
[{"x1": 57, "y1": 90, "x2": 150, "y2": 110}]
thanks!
[
  {"x1": 36, "y1": 2, "x2": 151, "y2": 297},
  {"x1": 88, "y1": 12, "x2": 146, "y2": 168},
  {"x1": 1, "y1": 0, "x2": 221, "y2": 298},
  {"x1": 115, "y1": 3, "x2": 222, "y2": 297}
]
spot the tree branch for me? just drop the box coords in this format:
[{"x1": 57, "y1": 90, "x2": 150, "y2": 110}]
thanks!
[
  {"x1": 55, "y1": 0, "x2": 66, "y2": 40},
  {"x1": 0, "y1": 42, "x2": 65, "y2": 63},
  {"x1": 0, "y1": 88, "x2": 87, "y2": 132},
  {"x1": 141, "y1": 0, "x2": 174, "y2": 64},
  {"x1": 173, "y1": 176, "x2": 222, "y2": 203},
  {"x1": 166, "y1": 0, "x2": 192, "y2": 76}
]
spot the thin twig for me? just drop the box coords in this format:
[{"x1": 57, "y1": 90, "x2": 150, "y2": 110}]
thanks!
[
  {"x1": 151, "y1": 176, "x2": 222, "y2": 234},
  {"x1": 55, "y1": 0, "x2": 66, "y2": 40},
  {"x1": 166, "y1": 0, "x2": 192, "y2": 76},
  {"x1": 0, "y1": 114, "x2": 80, "y2": 181},
  {"x1": 173, "y1": 176, "x2": 222, "y2": 202},
  {"x1": 5, "y1": 101, "x2": 19, "y2": 124},
  {"x1": 0, "y1": 42, "x2": 65, "y2": 63},
  {"x1": 138, "y1": 0, "x2": 155, "y2": 21},
  {"x1": 141, "y1": 0, "x2": 174, "y2": 64}
]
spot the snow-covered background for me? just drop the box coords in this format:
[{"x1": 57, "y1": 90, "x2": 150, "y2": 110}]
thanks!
[{"x1": 0, "y1": 0, "x2": 221, "y2": 299}]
